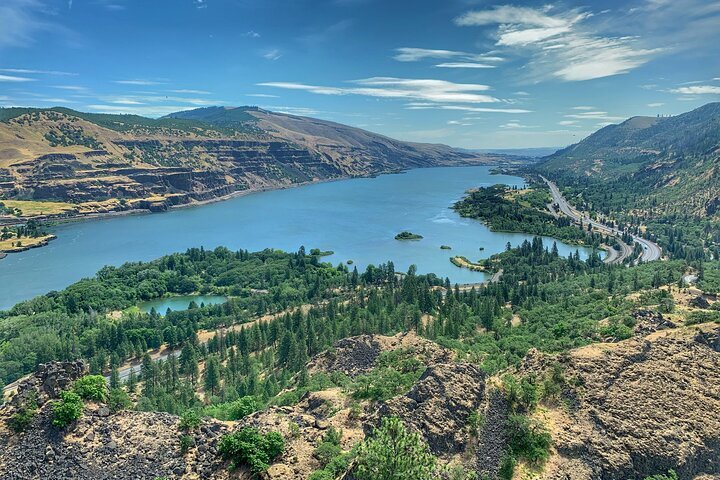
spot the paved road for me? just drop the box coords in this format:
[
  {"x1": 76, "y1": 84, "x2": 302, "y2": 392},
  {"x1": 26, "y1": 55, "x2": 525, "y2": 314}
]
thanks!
[{"x1": 541, "y1": 176, "x2": 661, "y2": 263}]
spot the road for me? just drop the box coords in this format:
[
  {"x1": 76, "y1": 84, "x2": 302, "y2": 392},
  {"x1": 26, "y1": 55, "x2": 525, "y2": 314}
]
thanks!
[{"x1": 541, "y1": 176, "x2": 661, "y2": 263}]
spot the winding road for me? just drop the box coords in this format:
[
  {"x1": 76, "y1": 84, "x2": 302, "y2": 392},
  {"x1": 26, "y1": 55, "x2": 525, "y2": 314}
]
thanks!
[{"x1": 541, "y1": 176, "x2": 661, "y2": 264}]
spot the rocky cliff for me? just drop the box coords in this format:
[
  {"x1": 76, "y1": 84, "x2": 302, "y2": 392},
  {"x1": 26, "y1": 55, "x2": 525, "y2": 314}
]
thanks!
[
  {"x1": 0, "y1": 107, "x2": 501, "y2": 220},
  {"x1": 1, "y1": 325, "x2": 718, "y2": 480}
]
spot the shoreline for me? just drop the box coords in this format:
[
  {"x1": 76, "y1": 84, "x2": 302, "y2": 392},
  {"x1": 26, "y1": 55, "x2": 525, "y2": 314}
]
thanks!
[{"x1": 0, "y1": 163, "x2": 512, "y2": 260}]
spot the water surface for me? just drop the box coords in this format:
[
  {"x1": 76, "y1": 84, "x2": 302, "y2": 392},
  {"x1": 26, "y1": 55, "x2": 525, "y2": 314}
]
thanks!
[
  {"x1": 138, "y1": 295, "x2": 228, "y2": 315},
  {"x1": 0, "y1": 166, "x2": 595, "y2": 309}
]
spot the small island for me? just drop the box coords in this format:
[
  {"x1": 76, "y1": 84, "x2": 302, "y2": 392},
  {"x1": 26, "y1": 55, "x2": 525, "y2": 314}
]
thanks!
[
  {"x1": 440, "y1": 245, "x2": 452, "y2": 250},
  {"x1": 395, "y1": 231, "x2": 423, "y2": 240}
]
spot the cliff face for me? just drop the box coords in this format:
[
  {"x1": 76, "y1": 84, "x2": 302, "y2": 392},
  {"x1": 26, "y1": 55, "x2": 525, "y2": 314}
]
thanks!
[
  {"x1": 0, "y1": 107, "x2": 496, "y2": 216},
  {"x1": 2, "y1": 326, "x2": 717, "y2": 480},
  {"x1": 520, "y1": 323, "x2": 720, "y2": 480}
]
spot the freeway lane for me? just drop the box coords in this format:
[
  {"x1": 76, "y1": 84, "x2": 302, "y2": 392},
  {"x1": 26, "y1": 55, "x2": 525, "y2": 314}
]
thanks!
[{"x1": 541, "y1": 176, "x2": 661, "y2": 263}]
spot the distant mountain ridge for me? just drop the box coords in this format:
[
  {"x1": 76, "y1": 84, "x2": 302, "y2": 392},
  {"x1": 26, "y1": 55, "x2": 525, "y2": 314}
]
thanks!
[
  {"x1": 536, "y1": 102, "x2": 720, "y2": 217},
  {"x1": 0, "y1": 106, "x2": 502, "y2": 217}
]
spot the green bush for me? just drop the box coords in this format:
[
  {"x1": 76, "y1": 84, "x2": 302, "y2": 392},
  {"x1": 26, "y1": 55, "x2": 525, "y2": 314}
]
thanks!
[
  {"x1": 506, "y1": 414, "x2": 552, "y2": 464},
  {"x1": 8, "y1": 394, "x2": 38, "y2": 433},
  {"x1": 108, "y1": 388, "x2": 132, "y2": 412},
  {"x1": 179, "y1": 409, "x2": 201, "y2": 431},
  {"x1": 73, "y1": 375, "x2": 109, "y2": 402},
  {"x1": 217, "y1": 427, "x2": 284, "y2": 473},
  {"x1": 52, "y1": 391, "x2": 84, "y2": 427},
  {"x1": 180, "y1": 434, "x2": 195, "y2": 454},
  {"x1": 644, "y1": 470, "x2": 678, "y2": 480},
  {"x1": 227, "y1": 396, "x2": 258, "y2": 420},
  {"x1": 355, "y1": 417, "x2": 436, "y2": 480}
]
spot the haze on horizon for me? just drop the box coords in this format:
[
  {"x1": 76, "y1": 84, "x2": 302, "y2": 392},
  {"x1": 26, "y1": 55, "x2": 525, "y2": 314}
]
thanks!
[{"x1": 1, "y1": 0, "x2": 719, "y2": 149}]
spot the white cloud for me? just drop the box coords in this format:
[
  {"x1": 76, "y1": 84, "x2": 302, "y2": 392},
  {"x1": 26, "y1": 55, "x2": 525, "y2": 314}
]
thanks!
[
  {"x1": 243, "y1": 30, "x2": 260, "y2": 38},
  {"x1": 558, "y1": 120, "x2": 578, "y2": 125},
  {"x1": 435, "y1": 62, "x2": 495, "y2": 69},
  {"x1": 565, "y1": 111, "x2": 625, "y2": 121},
  {"x1": 0, "y1": 74, "x2": 35, "y2": 82},
  {"x1": 669, "y1": 85, "x2": 720, "y2": 95},
  {"x1": 406, "y1": 104, "x2": 531, "y2": 114},
  {"x1": 455, "y1": 5, "x2": 660, "y2": 81},
  {"x1": 499, "y1": 120, "x2": 537, "y2": 128},
  {"x1": 263, "y1": 49, "x2": 282, "y2": 61},
  {"x1": 170, "y1": 89, "x2": 211, "y2": 95},
  {"x1": 194, "y1": 0, "x2": 207, "y2": 9},
  {"x1": 246, "y1": 93, "x2": 279, "y2": 98},
  {"x1": 572, "y1": 106, "x2": 595, "y2": 110},
  {"x1": 259, "y1": 77, "x2": 501, "y2": 104},
  {"x1": 447, "y1": 120, "x2": 472, "y2": 126},
  {"x1": 52, "y1": 85, "x2": 87, "y2": 91},
  {"x1": 0, "y1": 68, "x2": 76, "y2": 76},
  {"x1": 647, "y1": 102, "x2": 664, "y2": 107},
  {"x1": 393, "y1": 47, "x2": 503, "y2": 63},
  {"x1": 114, "y1": 79, "x2": 167, "y2": 86}
]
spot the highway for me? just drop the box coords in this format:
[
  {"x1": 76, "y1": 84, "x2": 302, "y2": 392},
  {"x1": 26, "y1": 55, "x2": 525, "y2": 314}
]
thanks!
[{"x1": 541, "y1": 176, "x2": 661, "y2": 263}]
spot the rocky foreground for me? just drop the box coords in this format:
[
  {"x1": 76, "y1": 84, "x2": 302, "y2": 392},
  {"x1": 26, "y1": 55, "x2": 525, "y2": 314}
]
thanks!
[{"x1": 1, "y1": 325, "x2": 718, "y2": 479}]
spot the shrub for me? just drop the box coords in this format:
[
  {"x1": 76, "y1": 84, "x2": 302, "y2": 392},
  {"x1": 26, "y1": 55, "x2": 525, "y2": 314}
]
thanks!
[
  {"x1": 227, "y1": 396, "x2": 258, "y2": 420},
  {"x1": 179, "y1": 409, "x2": 201, "y2": 431},
  {"x1": 108, "y1": 388, "x2": 132, "y2": 412},
  {"x1": 53, "y1": 391, "x2": 84, "y2": 428},
  {"x1": 180, "y1": 434, "x2": 195, "y2": 454},
  {"x1": 73, "y1": 375, "x2": 109, "y2": 402},
  {"x1": 218, "y1": 427, "x2": 284, "y2": 473},
  {"x1": 506, "y1": 414, "x2": 552, "y2": 464},
  {"x1": 644, "y1": 470, "x2": 678, "y2": 480},
  {"x1": 8, "y1": 394, "x2": 38, "y2": 433},
  {"x1": 355, "y1": 416, "x2": 436, "y2": 480},
  {"x1": 313, "y1": 428, "x2": 344, "y2": 467}
]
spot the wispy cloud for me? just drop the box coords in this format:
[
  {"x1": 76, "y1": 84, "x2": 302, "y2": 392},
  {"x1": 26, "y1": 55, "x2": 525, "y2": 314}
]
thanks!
[
  {"x1": 669, "y1": 85, "x2": 720, "y2": 95},
  {"x1": 499, "y1": 121, "x2": 536, "y2": 129},
  {"x1": 435, "y1": 62, "x2": 495, "y2": 69},
  {"x1": 114, "y1": 79, "x2": 167, "y2": 86},
  {"x1": 169, "y1": 89, "x2": 211, "y2": 95},
  {"x1": 564, "y1": 110, "x2": 624, "y2": 121},
  {"x1": 405, "y1": 103, "x2": 531, "y2": 114},
  {"x1": 259, "y1": 77, "x2": 500, "y2": 104},
  {"x1": 243, "y1": 30, "x2": 261, "y2": 38},
  {"x1": 0, "y1": 74, "x2": 36, "y2": 82},
  {"x1": 455, "y1": 5, "x2": 659, "y2": 81},
  {"x1": 246, "y1": 93, "x2": 279, "y2": 98},
  {"x1": 572, "y1": 106, "x2": 595, "y2": 110},
  {"x1": 647, "y1": 102, "x2": 664, "y2": 107},
  {"x1": 194, "y1": 0, "x2": 207, "y2": 9},
  {"x1": 263, "y1": 49, "x2": 282, "y2": 61},
  {"x1": 0, "y1": 68, "x2": 76, "y2": 76},
  {"x1": 393, "y1": 47, "x2": 503, "y2": 69}
]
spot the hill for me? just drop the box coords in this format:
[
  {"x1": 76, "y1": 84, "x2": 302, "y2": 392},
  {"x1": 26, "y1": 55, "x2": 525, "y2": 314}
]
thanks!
[
  {"x1": 534, "y1": 102, "x2": 720, "y2": 260},
  {"x1": 0, "y1": 106, "x2": 495, "y2": 219}
]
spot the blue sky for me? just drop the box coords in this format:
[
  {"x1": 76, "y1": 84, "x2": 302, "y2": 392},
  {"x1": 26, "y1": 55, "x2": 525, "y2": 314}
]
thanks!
[{"x1": 1, "y1": 0, "x2": 719, "y2": 148}]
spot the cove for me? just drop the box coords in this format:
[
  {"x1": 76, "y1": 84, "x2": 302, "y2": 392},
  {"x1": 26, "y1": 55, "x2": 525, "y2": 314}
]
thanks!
[
  {"x1": 137, "y1": 295, "x2": 228, "y2": 315},
  {"x1": 0, "y1": 166, "x2": 597, "y2": 310}
]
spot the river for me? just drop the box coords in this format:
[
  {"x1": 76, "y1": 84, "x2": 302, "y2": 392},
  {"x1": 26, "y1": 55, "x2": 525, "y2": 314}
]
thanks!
[{"x1": 0, "y1": 166, "x2": 596, "y2": 309}]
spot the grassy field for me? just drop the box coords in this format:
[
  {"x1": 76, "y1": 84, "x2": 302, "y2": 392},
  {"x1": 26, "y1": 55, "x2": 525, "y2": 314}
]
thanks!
[
  {"x1": 0, "y1": 234, "x2": 55, "y2": 252},
  {"x1": 1, "y1": 199, "x2": 76, "y2": 217}
]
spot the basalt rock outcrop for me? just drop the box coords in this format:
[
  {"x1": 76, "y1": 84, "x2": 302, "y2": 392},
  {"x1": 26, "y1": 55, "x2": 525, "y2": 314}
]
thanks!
[
  {"x1": 0, "y1": 107, "x2": 497, "y2": 218},
  {"x1": 522, "y1": 324, "x2": 720, "y2": 480},
  {"x1": 0, "y1": 362, "x2": 231, "y2": 480}
]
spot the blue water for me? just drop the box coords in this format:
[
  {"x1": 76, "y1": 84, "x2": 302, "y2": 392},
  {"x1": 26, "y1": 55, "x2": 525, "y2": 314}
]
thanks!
[
  {"x1": 138, "y1": 295, "x2": 228, "y2": 314},
  {"x1": 0, "y1": 166, "x2": 596, "y2": 309}
]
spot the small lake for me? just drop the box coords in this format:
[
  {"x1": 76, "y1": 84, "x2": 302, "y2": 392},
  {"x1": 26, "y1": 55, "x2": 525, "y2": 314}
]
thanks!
[
  {"x1": 138, "y1": 295, "x2": 228, "y2": 315},
  {"x1": 0, "y1": 166, "x2": 597, "y2": 310}
]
